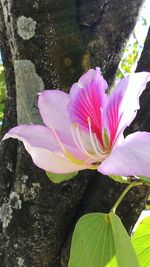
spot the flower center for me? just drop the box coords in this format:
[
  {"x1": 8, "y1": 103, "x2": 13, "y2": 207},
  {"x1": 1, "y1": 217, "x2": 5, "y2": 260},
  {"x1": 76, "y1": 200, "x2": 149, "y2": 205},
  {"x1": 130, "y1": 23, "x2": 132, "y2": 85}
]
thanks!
[
  {"x1": 71, "y1": 117, "x2": 109, "y2": 163},
  {"x1": 51, "y1": 127, "x2": 99, "y2": 170}
]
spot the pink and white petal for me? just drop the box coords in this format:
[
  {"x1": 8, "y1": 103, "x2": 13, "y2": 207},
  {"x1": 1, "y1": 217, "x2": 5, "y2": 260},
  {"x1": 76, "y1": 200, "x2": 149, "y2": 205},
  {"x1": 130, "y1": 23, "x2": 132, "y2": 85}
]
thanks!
[
  {"x1": 98, "y1": 131, "x2": 150, "y2": 177},
  {"x1": 104, "y1": 72, "x2": 150, "y2": 146},
  {"x1": 104, "y1": 87, "x2": 124, "y2": 147},
  {"x1": 79, "y1": 67, "x2": 108, "y2": 90},
  {"x1": 23, "y1": 145, "x2": 89, "y2": 174},
  {"x1": 3, "y1": 125, "x2": 60, "y2": 151},
  {"x1": 3, "y1": 125, "x2": 90, "y2": 173},
  {"x1": 117, "y1": 72, "x2": 150, "y2": 130},
  {"x1": 38, "y1": 90, "x2": 71, "y2": 133},
  {"x1": 3, "y1": 125, "x2": 90, "y2": 164},
  {"x1": 68, "y1": 67, "x2": 108, "y2": 146}
]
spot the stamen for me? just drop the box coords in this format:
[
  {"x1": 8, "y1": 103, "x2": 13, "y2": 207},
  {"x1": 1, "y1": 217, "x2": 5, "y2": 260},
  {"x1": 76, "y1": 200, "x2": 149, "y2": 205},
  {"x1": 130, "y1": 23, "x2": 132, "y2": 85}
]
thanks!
[
  {"x1": 87, "y1": 117, "x2": 103, "y2": 157},
  {"x1": 51, "y1": 127, "x2": 66, "y2": 153},
  {"x1": 93, "y1": 134, "x2": 108, "y2": 155},
  {"x1": 51, "y1": 127, "x2": 100, "y2": 169},
  {"x1": 71, "y1": 124, "x2": 84, "y2": 153},
  {"x1": 76, "y1": 125, "x2": 95, "y2": 158},
  {"x1": 51, "y1": 127, "x2": 88, "y2": 165},
  {"x1": 71, "y1": 120, "x2": 108, "y2": 162}
]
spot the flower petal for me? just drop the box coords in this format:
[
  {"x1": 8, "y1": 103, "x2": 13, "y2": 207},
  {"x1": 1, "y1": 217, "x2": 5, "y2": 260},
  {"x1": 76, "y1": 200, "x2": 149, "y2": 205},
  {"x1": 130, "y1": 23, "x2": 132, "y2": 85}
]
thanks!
[
  {"x1": 3, "y1": 125, "x2": 89, "y2": 160},
  {"x1": 3, "y1": 125, "x2": 90, "y2": 173},
  {"x1": 104, "y1": 72, "x2": 150, "y2": 146},
  {"x1": 79, "y1": 67, "x2": 107, "y2": 89},
  {"x1": 38, "y1": 90, "x2": 71, "y2": 133},
  {"x1": 98, "y1": 132, "x2": 150, "y2": 177},
  {"x1": 38, "y1": 90, "x2": 91, "y2": 158},
  {"x1": 68, "y1": 67, "x2": 108, "y2": 146},
  {"x1": 22, "y1": 146, "x2": 89, "y2": 174},
  {"x1": 3, "y1": 125, "x2": 60, "y2": 151}
]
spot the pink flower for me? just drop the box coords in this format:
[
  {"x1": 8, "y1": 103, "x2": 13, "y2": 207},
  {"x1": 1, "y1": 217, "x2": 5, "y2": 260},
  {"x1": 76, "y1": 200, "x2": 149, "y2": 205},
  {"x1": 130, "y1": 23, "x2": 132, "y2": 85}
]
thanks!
[{"x1": 3, "y1": 68, "x2": 150, "y2": 177}]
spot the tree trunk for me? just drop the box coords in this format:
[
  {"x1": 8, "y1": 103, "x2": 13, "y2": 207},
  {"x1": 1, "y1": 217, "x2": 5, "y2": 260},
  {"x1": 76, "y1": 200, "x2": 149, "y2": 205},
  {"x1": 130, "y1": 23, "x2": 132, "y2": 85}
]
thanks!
[{"x1": 0, "y1": 1, "x2": 147, "y2": 266}]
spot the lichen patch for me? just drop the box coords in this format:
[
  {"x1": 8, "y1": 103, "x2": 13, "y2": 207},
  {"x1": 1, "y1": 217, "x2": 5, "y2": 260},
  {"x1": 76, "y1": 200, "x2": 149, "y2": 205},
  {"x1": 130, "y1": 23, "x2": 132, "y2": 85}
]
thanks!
[
  {"x1": 0, "y1": 203, "x2": 13, "y2": 229},
  {"x1": 17, "y1": 257, "x2": 25, "y2": 267},
  {"x1": 0, "y1": 192, "x2": 22, "y2": 229},
  {"x1": 33, "y1": 1, "x2": 39, "y2": 9},
  {"x1": 9, "y1": 192, "x2": 22, "y2": 209},
  {"x1": 17, "y1": 16, "x2": 36, "y2": 40},
  {"x1": 20, "y1": 182, "x2": 41, "y2": 201},
  {"x1": 14, "y1": 60, "x2": 44, "y2": 124}
]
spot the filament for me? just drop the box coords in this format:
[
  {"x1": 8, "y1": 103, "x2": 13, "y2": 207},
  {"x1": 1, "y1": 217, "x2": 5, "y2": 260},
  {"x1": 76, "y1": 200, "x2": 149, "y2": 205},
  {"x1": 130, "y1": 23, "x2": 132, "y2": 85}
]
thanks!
[
  {"x1": 51, "y1": 127, "x2": 66, "y2": 153},
  {"x1": 87, "y1": 117, "x2": 103, "y2": 157},
  {"x1": 71, "y1": 124, "x2": 84, "y2": 153},
  {"x1": 76, "y1": 125, "x2": 95, "y2": 158}
]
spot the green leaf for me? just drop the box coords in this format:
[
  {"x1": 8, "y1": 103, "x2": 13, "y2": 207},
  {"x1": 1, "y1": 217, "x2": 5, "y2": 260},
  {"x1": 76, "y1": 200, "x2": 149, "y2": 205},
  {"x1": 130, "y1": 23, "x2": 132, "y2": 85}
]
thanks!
[
  {"x1": 46, "y1": 171, "x2": 78, "y2": 183},
  {"x1": 138, "y1": 176, "x2": 150, "y2": 184},
  {"x1": 142, "y1": 17, "x2": 147, "y2": 26},
  {"x1": 109, "y1": 175, "x2": 129, "y2": 183},
  {"x1": 110, "y1": 213, "x2": 139, "y2": 267},
  {"x1": 132, "y1": 216, "x2": 150, "y2": 267},
  {"x1": 68, "y1": 212, "x2": 139, "y2": 267}
]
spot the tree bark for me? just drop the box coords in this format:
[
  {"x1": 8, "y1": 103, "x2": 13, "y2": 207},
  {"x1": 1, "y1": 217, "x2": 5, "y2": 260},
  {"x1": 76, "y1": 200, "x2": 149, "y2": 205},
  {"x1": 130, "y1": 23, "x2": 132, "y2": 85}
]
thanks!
[
  {"x1": 0, "y1": 1, "x2": 147, "y2": 266},
  {"x1": 126, "y1": 26, "x2": 150, "y2": 133}
]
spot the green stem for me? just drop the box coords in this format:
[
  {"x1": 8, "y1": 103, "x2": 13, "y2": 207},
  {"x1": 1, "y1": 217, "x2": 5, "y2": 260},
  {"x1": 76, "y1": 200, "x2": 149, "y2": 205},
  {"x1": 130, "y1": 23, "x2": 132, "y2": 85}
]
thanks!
[{"x1": 111, "y1": 181, "x2": 142, "y2": 213}]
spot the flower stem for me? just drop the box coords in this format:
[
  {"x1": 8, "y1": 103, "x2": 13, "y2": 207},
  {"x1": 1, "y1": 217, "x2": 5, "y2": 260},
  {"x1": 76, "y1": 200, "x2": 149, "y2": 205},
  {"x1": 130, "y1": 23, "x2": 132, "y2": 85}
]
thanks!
[{"x1": 111, "y1": 181, "x2": 142, "y2": 213}]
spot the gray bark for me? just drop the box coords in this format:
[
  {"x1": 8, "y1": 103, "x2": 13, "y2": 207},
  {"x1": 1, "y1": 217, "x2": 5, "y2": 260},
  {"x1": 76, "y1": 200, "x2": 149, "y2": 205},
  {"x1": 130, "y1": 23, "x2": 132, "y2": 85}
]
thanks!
[
  {"x1": 0, "y1": 1, "x2": 147, "y2": 267},
  {"x1": 126, "y1": 27, "x2": 150, "y2": 134}
]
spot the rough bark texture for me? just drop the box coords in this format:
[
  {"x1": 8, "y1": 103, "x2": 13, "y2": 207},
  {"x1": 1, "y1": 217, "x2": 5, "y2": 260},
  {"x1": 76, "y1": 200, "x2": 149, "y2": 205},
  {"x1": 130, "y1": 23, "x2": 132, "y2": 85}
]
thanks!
[
  {"x1": 126, "y1": 27, "x2": 150, "y2": 134},
  {"x1": 0, "y1": 0, "x2": 148, "y2": 267}
]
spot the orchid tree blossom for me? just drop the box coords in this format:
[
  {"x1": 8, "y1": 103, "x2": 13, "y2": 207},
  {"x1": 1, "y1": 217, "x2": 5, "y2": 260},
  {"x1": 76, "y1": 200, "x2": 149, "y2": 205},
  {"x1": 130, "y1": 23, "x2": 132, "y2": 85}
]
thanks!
[{"x1": 3, "y1": 68, "x2": 150, "y2": 178}]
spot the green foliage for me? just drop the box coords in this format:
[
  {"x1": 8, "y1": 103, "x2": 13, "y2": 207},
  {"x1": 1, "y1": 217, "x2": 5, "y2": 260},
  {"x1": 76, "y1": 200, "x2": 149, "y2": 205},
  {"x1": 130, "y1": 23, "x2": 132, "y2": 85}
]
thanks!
[
  {"x1": 46, "y1": 171, "x2": 78, "y2": 183},
  {"x1": 132, "y1": 216, "x2": 150, "y2": 267},
  {"x1": 146, "y1": 194, "x2": 150, "y2": 210},
  {"x1": 142, "y1": 17, "x2": 147, "y2": 26},
  {"x1": 117, "y1": 41, "x2": 138, "y2": 78},
  {"x1": 109, "y1": 175, "x2": 129, "y2": 183},
  {"x1": 137, "y1": 177, "x2": 150, "y2": 209},
  {"x1": 0, "y1": 65, "x2": 6, "y2": 127},
  {"x1": 68, "y1": 212, "x2": 139, "y2": 267},
  {"x1": 116, "y1": 13, "x2": 149, "y2": 79},
  {"x1": 138, "y1": 176, "x2": 150, "y2": 185},
  {"x1": 109, "y1": 175, "x2": 150, "y2": 185}
]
